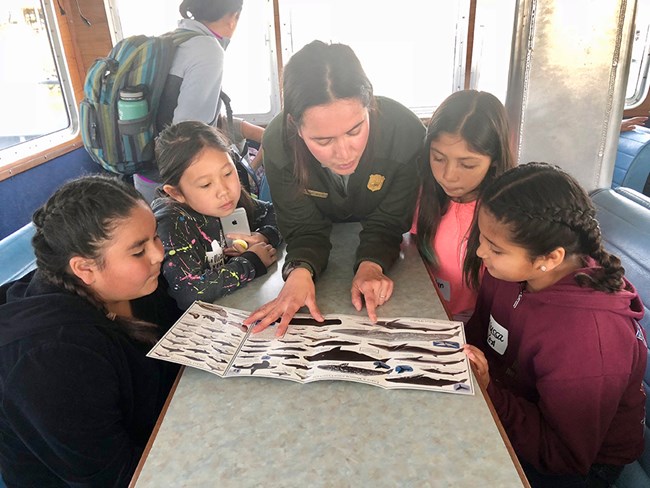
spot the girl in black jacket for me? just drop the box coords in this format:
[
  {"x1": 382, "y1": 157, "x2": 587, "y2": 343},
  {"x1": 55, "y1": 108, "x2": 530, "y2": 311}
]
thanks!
[{"x1": 0, "y1": 175, "x2": 182, "y2": 487}]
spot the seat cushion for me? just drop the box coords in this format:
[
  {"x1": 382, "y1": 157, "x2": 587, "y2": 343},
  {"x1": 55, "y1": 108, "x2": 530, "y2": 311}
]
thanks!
[
  {"x1": 592, "y1": 187, "x2": 650, "y2": 487},
  {"x1": 0, "y1": 223, "x2": 36, "y2": 286}
]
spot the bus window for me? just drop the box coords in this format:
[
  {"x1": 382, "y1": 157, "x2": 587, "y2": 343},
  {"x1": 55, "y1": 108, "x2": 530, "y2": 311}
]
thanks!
[
  {"x1": 470, "y1": 0, "x2": 516, "y2": 102},
  {"x1": 278, "y1": 0, "x2": 515, "y2": 115},
  {"x1": 110, "y1": 0, "x2": 280, "y2": 124},
  {"x1": 279, "y1": 0, "x2": 466, "y2": 117},
  {"x1": 111, "y1": 0, "x2": 516, "y2": 120},
  {"x1": 0, "y1": 0, "x2": 76, "y2": 167},
  {"x1": 626, "y1": 0, "x2": 650, "y2": 109}
]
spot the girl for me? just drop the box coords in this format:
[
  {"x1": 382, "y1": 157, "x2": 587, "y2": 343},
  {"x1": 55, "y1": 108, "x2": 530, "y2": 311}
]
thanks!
[
  {"x1": 464, "y1": 163, "x2": 646, "y2": 487},
  {"x1": 245, "y1": 40, "x2": 426, "y2": 335},
  {"x1": 414, "y1": 90, "x2": 515, "y2": 322},
  {"x1": 153, "y1": 120, "x2": 280, "y2": 309},
  {"x1": 0, "y1": 175, "x2": 182, "y2": 486}
]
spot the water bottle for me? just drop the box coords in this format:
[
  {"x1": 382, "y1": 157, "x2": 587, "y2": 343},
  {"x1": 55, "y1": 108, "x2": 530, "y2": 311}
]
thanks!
[{"x1": 117, "y1": 88, "x2": 148, "y2": 120}]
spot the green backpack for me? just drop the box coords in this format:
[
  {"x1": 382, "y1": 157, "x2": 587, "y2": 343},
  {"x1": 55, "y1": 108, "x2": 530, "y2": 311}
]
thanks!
[{"x1": 80, "y1": 30, "x2": 200, "y2": 175}]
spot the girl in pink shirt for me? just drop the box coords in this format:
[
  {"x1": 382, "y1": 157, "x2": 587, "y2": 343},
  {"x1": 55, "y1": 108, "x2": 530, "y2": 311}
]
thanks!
[{"x1": 413, "y1": 90, "x2": 515, "y2": 321}]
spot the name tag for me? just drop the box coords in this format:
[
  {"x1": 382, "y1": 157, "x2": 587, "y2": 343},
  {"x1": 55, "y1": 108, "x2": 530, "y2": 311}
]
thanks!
[
  {"x1": 487, "y1": 314, "x2": 508, "y2": 355},
  {"x1": 206, "y1": 240, "x2": 224, "y2": 269},
  {"x1": 435, "y1": 277, "x2": 451, "y2": 302},
  {"x1": 305, "y1": 189, "x2": 328, "y2": 198}
]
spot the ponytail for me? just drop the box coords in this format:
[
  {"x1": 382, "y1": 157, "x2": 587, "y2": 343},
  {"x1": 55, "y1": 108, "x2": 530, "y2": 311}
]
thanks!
[{"x1": 179, "y1": 0, "x2": 243, "y2": 22}]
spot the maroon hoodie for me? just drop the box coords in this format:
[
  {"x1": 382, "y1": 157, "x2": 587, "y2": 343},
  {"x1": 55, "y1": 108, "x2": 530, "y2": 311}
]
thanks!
[{"x1": 466, "y1": 263, "x2": 647, "y2": 476}]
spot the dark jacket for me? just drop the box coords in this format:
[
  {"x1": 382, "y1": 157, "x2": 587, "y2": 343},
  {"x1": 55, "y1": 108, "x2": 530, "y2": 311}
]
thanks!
[
  {"x1": 466, "y1": 265, "x2": 647, "y2": 475},
  {"x1": 152, "y1": 196, "x2": 281, "y2": 309},
  {"x1": 0, "y1": 270, "x2": 182, "y2": 487},
  {"x1": 263, "y1": 96, "x2": 425, "y2": 277}
]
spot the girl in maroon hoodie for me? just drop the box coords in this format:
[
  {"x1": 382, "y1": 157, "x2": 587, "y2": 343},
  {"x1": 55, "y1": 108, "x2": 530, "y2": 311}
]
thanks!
[{"x1": 464, "y1": 162, "x2": 646, "y2": 487}]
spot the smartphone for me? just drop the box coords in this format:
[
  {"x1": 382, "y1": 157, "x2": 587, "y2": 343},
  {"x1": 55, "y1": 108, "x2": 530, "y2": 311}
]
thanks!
[{"x1": 220, "y1": 207, "x2": 251, "y2": 247}]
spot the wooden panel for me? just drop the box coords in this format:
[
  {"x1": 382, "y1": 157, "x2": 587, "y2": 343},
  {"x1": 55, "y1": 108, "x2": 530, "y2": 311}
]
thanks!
[{"x1": 61, "y1": 0, "x2": 112, "y2": 78}]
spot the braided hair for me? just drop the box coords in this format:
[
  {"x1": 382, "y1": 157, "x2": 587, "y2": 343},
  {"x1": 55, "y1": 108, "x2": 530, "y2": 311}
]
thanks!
[
  {"x1": 465, "y1": 162, "x2": 625, "y2": 292},
  {"x1": 31, "y1": 175, "x2": 160, "y2": 343}
]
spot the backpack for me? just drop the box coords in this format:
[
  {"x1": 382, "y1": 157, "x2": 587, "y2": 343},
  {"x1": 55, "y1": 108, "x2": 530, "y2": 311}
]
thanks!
[{"x1": 80, "y1": 30, "x2": 201, "y2": 175}]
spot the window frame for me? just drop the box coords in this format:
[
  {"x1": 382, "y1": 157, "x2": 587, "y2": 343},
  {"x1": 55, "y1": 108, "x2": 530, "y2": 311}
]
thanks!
[
  {"x1": 0, "y1": 0, "x2": 81, "y2": 181},
  {"x1": 625, "y1": 24, "x2": 650, "y2": 109}
]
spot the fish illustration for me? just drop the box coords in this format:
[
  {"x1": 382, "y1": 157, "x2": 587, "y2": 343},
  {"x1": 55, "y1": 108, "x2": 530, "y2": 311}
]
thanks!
[
  {"x1": 304, "y1": 346, "x2": 387, "y2": 363},
  {"x1": 270, "y1": 370, "x2": 292, "y2": 377},
  {"x1": 386, "y1": 375, "x2": 467, "y2": 388},
  {"x1": 231, "y1": 360, "x2": 272, "y2": 375},
  {"x1": 369, "y1": 343, "x2": 462, "y2": 356},
  {"x1": 317, "y1": 363, "x2": 391, "y2": 376},
  {"x1": 299, "y1": 333, "x2": 335, "y2": 341},
  {"x1": 311, "y1": 340, "x2": 358, "y2": 348},
  {"x1": 288, "y1": 318, "x2": 343, "y2": 326},
  {"x1": 332, "y1": 329, "x2": 455, "y2": 342},
  {"x1": 284, "y1": 362, "x2": 309, "y2": 370},
  {"x1": 163, "y1": 337, "x2": 187, "y2": 346},
  {"x1": 157, "y1": 344, "x2": 185, "y2": 354},
  {"x1": 359, "y1": 318, "x2": 461, "y2": 333},
  {"x1": 266, "y1": 353, "x2": 300, "y2": 360},
  {"x1": 399, "y1": 356, "x2": 466, "y2": 365},
  {"x1": 193, "y1": 331, "x2": 214, "y2": 341},
  {"x1": 394, "y1": 365, "x2": 413, "y2": 374},
  {"x1": 196, "y1": 302, "x2": 228, "y2": 316},
  {"x1": 186, "y1": 347, "x2": 209, "y2": 355},
  {"x1": 422, "y1": 367, "x2": 465, "y2": 376}
]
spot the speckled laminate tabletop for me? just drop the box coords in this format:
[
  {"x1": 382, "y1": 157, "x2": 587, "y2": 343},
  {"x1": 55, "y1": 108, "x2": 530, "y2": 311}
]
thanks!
[{"x1": 132, "y1": 223, "x2": 525, "y2": 487}]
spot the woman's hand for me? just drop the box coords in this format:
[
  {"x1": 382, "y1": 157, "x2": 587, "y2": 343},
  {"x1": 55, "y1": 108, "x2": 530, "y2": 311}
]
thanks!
[
  {"x1": 350, "y1": 261, "x2": 394, "y2": 322},
  {"x1": 463, "y1": 344, "x2": 490, "y2": 389},
  {"x1": 224, "y1": 232, "x2": 269, "y2": 256},
  {"x1": 243, "y1": 268, "x2": 323, "y2": 336}
]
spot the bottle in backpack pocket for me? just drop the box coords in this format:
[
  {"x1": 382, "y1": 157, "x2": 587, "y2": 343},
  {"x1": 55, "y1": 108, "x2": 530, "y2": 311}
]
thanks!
[{"x1": 117, "y1": 88, "x2": 148, "y2": 121}]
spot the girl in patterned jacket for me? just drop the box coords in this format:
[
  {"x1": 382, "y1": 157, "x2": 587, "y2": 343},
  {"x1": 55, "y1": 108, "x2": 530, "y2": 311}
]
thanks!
[{"x1": 153, "y1": 121, "x2": 280, "y2": 309}]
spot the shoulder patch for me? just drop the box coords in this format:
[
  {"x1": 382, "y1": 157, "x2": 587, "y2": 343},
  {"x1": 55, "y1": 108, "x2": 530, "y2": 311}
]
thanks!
[{"x1": 304, "y1": 189, "x2": 329, "y2": 198}]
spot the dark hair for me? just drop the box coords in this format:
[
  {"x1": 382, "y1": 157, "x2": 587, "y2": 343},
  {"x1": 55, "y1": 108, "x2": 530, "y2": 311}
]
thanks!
[
  {"x1": 479, "y1": 162, "x2": 626, "y2": 292},
  {"x1": 414, "y1": 90, "x2": 515, "y2": 288},
  {"x1": 155, "y1": 120, "x2": 254, "y2": 218},
  {"x1": 31, "y1": 175, "x2": 160, "y2": 343},
  {"x1": 282, "y1": 40, "x2": 376, "y2": 189},
  {"x1": 179, "y1": 0, "x2": 242, "y2": 22}
]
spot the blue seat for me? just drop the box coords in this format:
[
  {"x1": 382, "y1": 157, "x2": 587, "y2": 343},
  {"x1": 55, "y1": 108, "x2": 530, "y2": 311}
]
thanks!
[
  {"x1": 0, "y1": 223, "x2": 36, "y2": 286},
  {"x1": 591, "y1": 187, "x2": 650, "y2": 487},
  {"x1": 614, "y1": 127, "x2": 650, "y2": 193}
]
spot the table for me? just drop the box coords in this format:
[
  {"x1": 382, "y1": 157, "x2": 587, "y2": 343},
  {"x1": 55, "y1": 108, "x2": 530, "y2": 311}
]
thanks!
[{"x1": 131, "y1": 223, "x2": 527, "y2": 487}]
